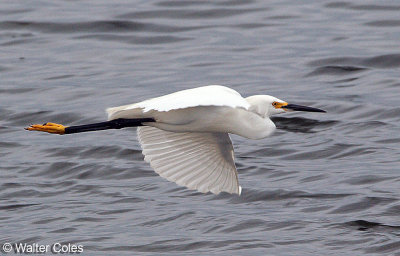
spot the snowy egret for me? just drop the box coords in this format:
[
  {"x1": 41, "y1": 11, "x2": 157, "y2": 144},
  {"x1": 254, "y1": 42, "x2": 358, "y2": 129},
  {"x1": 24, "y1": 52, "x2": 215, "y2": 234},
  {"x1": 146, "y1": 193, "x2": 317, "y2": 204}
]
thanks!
[{"x1": 26, "y1": 85, "x2": 325, "y2": 195}]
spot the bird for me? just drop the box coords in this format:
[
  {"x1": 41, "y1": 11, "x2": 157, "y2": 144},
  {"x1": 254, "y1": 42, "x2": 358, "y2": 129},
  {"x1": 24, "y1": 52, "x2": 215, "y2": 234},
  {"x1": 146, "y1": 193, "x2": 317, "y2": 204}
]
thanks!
[{"x1": 26, "y1": 85, "x2": 325, "y2": 195}]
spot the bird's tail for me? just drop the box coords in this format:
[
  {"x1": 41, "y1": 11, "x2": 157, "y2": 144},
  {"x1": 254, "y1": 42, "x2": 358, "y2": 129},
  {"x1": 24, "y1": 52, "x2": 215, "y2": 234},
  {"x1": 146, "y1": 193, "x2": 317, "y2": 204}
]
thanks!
[
  {"x1": 106, "y1": 104, "x2": 148, "y2": 121},
  {"x1": 106, "y1": 106, "x2": 124, "y2": 120}
]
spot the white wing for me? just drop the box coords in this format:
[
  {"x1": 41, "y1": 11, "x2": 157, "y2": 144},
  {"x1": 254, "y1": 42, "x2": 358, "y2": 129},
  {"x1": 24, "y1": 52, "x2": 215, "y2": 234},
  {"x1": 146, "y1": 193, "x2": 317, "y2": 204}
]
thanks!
[
  {"x1": 137, "y1": 126, "x2": 241, "y2": 195},
  {"x1": 107, "y1": 85, "x2": 249, "y2": 120}
]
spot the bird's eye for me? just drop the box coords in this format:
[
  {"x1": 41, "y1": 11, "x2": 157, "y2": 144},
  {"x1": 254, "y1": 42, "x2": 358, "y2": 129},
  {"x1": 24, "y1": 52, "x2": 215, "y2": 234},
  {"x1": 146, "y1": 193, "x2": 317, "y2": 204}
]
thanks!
[{"x1": 272, "y1": 102, "x2": 278, "y2": 107}]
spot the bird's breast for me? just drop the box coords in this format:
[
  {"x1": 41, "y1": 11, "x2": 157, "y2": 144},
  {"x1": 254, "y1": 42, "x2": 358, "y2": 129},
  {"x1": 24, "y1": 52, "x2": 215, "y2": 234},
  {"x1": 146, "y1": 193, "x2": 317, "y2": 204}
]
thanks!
[{"x1": 149, "y1": 106, "x2": 275, "y2": 139}]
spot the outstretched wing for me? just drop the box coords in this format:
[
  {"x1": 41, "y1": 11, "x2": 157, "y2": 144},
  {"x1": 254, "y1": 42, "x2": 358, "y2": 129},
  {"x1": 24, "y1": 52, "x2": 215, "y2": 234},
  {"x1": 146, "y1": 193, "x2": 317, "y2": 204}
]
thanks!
[
  {"x1": 107, "y1": 85, "x2": 249, "y2": 120},
  {"x1": 137, "y1": 126, "x2": 241, "y2": 195}
]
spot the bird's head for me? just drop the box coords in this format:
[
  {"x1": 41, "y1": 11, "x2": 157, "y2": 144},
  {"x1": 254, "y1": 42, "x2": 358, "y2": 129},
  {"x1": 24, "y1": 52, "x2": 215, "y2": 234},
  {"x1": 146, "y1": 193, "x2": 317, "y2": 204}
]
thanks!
[{"x1": 246, "y1": 95, "x2": 326, "y2": 118}]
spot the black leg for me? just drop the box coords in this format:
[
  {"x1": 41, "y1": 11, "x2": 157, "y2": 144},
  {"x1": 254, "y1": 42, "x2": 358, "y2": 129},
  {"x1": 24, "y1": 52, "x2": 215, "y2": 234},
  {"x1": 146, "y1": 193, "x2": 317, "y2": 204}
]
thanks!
[{"x1": 64, "y1": 118, "x2": 155, "y2": 134}]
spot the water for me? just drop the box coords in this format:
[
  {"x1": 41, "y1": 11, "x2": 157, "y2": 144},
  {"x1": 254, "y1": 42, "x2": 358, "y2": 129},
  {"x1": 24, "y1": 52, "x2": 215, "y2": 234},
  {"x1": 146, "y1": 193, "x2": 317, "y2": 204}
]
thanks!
[{"x1": 1, "y1": 0, "x2": 400, "y2": 255}]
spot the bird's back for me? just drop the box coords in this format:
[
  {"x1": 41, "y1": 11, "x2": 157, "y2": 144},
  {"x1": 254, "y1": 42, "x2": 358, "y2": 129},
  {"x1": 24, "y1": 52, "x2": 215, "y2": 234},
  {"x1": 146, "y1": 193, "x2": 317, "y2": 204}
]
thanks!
[{"x1": 106, "y1": 85, "x2": 250, "y2": 120}]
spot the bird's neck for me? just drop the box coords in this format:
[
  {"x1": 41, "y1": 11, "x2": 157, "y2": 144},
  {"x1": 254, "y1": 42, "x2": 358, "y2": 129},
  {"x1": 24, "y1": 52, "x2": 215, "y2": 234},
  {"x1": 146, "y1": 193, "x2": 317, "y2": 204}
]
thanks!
[{"x1": 245, "y1": 96, "x2": 271, "y2": 118}]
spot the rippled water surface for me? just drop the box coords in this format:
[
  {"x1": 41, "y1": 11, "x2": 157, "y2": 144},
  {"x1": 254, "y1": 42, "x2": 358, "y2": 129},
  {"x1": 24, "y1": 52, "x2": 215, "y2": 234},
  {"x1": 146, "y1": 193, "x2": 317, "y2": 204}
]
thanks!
[{"x1": 1, "y1": 0, "x2": 400, "y2": 255}]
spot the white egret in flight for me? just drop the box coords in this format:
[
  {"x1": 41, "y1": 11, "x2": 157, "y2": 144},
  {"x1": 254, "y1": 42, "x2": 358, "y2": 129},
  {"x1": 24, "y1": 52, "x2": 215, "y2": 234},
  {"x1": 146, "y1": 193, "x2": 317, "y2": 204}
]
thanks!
[{"x1": 27, "y1": 85, "x2": 325, "y2": 195}]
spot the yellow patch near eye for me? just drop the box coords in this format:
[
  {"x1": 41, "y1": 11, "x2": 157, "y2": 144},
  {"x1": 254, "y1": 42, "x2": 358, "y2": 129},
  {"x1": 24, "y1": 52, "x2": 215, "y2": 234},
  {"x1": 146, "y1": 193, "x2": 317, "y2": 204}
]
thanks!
[{"x1": 272, "y1": 102, "x2": 288, "y2": 109}]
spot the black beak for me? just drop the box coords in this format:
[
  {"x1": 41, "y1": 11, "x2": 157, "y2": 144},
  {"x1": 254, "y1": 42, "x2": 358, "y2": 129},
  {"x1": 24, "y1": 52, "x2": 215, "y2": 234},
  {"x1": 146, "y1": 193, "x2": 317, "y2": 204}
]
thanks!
[{"x1": 282, "y1": 104, "x2": 326, "y2": 113}]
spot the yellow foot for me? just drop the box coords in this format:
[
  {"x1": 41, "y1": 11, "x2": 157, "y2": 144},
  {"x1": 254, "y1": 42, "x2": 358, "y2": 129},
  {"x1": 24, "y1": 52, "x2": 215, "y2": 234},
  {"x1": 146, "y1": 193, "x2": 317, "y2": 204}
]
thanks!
[{"x1": 25, "y1": 122, "x2": 66, "y2": 135}]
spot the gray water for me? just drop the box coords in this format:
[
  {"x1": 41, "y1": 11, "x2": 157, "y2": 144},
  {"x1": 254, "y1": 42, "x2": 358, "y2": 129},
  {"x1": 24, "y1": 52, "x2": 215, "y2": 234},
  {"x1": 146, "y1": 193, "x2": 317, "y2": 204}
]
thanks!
[{"x1": 1, "y1": 0, "x2": 400, "y2": 255}]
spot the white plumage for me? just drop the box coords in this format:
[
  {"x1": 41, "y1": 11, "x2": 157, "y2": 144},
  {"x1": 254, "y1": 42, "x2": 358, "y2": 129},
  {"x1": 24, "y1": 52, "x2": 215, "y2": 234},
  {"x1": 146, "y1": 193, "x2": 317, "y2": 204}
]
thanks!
[
  {"x1": 108, "y1": 85, "x2": 250, "y2": 114},
  {"x1": 105, "y1": 85, "x2": 324, "y2": 195},
  {"x1": 137, "y1": 126, "x2": 241, "y2": 194}
]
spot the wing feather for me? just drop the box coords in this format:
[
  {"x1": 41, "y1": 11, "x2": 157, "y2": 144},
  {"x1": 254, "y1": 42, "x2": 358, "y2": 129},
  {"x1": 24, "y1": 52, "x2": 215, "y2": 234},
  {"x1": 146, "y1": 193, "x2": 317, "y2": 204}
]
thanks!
[
  {"x1": 184, "y1": 154, "x2": 222, "y2": 190},
  {"x1": 107, "y1": 85, "x2": 250, "y2": 120},
  {"x1": 135, "y1": 85, "x2": 249, "y2": 112},
  {"x1": 137, "y1": 126, "x2": 241, "y2": 195}
]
